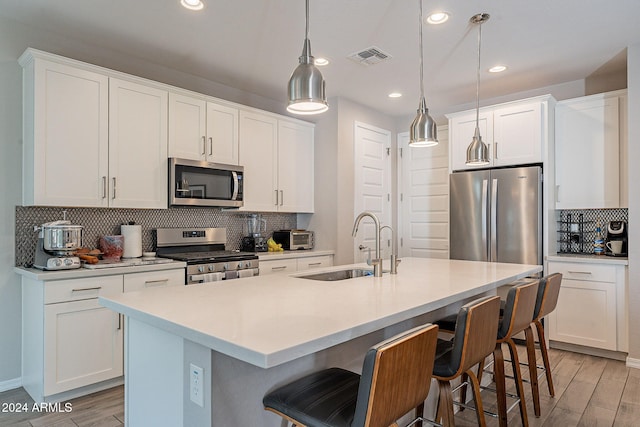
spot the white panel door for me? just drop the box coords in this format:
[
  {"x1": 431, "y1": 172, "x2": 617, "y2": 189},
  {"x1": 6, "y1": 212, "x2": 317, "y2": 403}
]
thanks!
[
  {"x1": 44, "y1": 298, "x2": 123, "y2": 395},
  {"x1": 31, "y1": 59, "x2": 109, "y2": 207},
  {"x1": 239, "y1": 110, "x2": 278, "y2": 212},
  {"x1": 354, "y1": 122, "x2": 391, "y2": 262},
  {"x1": 398, "y1": 127, "x2": 449, "y2": 259},
  {"x1": 277, "y1": 120, "x2": 314, "y2": 213},
  {"x1": 168, "y1": 92, "x2": 207, "y2": 161},
  {"x1": 109, "y1": 78, "x2": 168, "y2": 209}
]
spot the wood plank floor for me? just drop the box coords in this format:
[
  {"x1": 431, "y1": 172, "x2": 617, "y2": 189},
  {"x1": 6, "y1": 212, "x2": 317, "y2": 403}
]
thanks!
[{"x1": 0, "y1": 345, "x2": 639, "y2": 426}]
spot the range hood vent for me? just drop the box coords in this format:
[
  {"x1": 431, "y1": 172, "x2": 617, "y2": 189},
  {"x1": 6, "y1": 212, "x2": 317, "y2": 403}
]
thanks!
[{"x1": 348, "y1": 46, "x2": 392, "y2": 66}]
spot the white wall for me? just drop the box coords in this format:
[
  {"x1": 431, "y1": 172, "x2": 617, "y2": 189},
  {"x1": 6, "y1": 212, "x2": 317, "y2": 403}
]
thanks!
[
  {"x1": 306, "y1": 97, "x2": 397, "y2": 265},
  {"x1": 626, "y1": 43, "x2": 640, "y2": 362}
]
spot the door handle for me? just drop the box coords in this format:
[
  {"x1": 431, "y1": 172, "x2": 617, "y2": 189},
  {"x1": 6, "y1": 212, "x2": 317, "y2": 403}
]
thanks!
[
  {"x1": 490, "y1": 178, "x2": 498, "y2": 261},
  {"x1": 274, "y1": 189, "x2": 279, "y2": 206},
  {"x1": 112, "y1": 177, "x2": 117, "y2": 199},
  {"x1": 280, "y1": 190, "x2": 284, "y2": 206},
  {"x1": 201, "y1": 136, "x2": 206, "y2": 155},
  {"x1": 208, "y1": 137, "x2": 213, "y2": 156},
  {"x1": 481, "y1": 179, "x2": 488, "y2": 259},
  {"x1": 102, "y1": 176, "x2": 107, "y2": 199}
]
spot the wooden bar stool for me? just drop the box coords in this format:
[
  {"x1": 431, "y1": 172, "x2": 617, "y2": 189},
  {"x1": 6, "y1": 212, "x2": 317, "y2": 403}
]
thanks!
[
  {"x1": 263, "y1": 323, "x2": 440, "y2": 427},
  {"x1": 524, "y1": 273, "x2": 562, "y2": 416},
  {"x1": 418, "y1": 295, "x2": 502, "y2": 427}
]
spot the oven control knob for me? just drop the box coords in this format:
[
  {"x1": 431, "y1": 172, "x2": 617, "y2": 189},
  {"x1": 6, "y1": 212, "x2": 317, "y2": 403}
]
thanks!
[
  {"x1": 64, "y1": 258, "x2": 74, "y2": 266},
  {"x1": 237, "y1": 262, "x2": 244, "y2": 269},
  {"x1": 208, "y1": 265, "x2": 215, "y2": 272},
  {"x1": 53, "y1": 258, "x2": 63, "y2": 267},
  {"x1": 198, "y1": 266, "x2": 205, "y2": 273},
  {"x1": 223, "y1": 263, "x2": 229, "y2": 271}
]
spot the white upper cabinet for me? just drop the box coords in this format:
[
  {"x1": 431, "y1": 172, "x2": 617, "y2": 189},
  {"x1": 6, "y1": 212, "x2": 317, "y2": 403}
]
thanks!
[
  {"x1": 448, "y1": 96, "x2": 552, "y2": 171},
  {"x1": 20, "y1": 50, "x2": 168, "y2": 209},
  {"x1": 21, "y1": 55, "x2": 110, "y2": 207},
  {"x1": 555, "y1": 90, "x2": 624, "y2": 209},
  {"x1": 168, "y1": 92, "x2": 239, "y2": 165},
  {"x1": 239, "y1": 110, "x2": 314, "y2": 213},
  {"x1": 108, "y1": 78, "x2": 168, "y2": 209}
]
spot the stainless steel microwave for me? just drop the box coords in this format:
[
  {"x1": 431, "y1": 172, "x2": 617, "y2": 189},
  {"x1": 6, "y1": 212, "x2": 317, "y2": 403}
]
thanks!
[{"x1": 169, "y1": 158, "x2": 243, "y2": 208}]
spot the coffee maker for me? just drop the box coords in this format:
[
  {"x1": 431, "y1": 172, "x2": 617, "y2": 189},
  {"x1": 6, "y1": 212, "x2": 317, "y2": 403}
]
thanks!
[
  {"x1": 241, "y1": 214, "x2": 268, "y2": 252},
  {"x1": 605, "y1": 220, "x2": 628, "y2": 256}
]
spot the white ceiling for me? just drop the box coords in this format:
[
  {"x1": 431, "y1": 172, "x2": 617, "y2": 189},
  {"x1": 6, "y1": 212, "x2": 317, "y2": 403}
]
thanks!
[{"x1": 0, "y1": 0, "x2": 638, "y2": 118}]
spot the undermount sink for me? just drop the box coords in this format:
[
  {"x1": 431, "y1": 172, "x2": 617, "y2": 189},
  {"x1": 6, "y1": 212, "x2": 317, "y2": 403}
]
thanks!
[{"x1": 297, "y1": 268, "x2": 374, "y2": 281}]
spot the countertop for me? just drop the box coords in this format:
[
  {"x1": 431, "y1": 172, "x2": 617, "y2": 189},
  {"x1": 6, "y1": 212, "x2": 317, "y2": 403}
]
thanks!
[
  {"x1": 99, "y1": 257, "x2": 541, "y2": 369},
  {"x1": 547, "y1": 253, "x2": 628, "y2": 265},
  {"x1": 15, "y1": 260, "x2": 186, "y2": 281},
  {"x1": 257, "y1": 249, "x2": 334, "y2": 260}
]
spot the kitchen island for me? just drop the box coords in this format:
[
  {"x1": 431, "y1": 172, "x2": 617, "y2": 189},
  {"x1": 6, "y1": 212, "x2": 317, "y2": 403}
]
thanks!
[{"x1": 99, "y1": 257, "x2": 541, "y2": 426}]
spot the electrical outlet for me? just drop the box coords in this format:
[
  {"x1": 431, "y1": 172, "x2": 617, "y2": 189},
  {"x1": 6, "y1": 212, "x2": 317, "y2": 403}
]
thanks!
[{"x1": 190, "y1": 363, "x2": 204, "y2": 407}]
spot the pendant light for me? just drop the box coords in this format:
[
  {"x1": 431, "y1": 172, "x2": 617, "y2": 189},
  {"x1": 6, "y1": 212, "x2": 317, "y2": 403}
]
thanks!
[
  {"x1": 287, "y1": 0, "x2": 328, "y2": 115},
  {"x1": 466, "y1": 13, "x2": 490, "y2": 165},
  {"x1": 409, "y1": 0, "x2": 438, "y2": 147}
]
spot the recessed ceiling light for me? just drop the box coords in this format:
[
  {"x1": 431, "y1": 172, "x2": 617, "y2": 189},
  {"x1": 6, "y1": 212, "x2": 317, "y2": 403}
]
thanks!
[
  {"x1": 489, "y1": 65, "x2": 507, "y2": 73},
  {"x1": 388, "y1": 92, "x2": 402, "y2": 98},
  {"x1": 426, "y1": 11, "x2": 449, "y2": 25},
  {"x1": 181, "y1": 0, "x2": 204, "y2": 11},
  {"x1": 314, "y1": 57, "x2": 329, "y2": 66}
]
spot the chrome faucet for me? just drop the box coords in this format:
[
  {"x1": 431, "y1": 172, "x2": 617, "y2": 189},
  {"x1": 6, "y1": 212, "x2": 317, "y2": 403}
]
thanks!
[
  {"x1": 380, "y1": 225, "x2": 401, "y2": 274},
  {"x1": 352, "y1": 211, "x2": 383, "y2": 277}
]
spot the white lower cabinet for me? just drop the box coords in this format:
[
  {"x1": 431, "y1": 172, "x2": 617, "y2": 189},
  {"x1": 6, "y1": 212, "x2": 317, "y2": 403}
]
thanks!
[
  {"x1": 547, "y1": 260, "x2": 628, "y2": 352},
  {"x1": 21, "y1": 267, "x2": 185, "y2": 402}
]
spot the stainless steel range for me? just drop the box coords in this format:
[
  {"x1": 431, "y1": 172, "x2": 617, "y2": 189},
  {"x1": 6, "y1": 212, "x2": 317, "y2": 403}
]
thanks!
[{"x1": 155, "y1": 228, "x2": 259, "y2": 285}]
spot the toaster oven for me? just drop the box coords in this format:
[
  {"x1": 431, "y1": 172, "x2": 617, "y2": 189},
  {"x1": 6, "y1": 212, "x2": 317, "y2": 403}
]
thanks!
[{"x1": 272, "y1": 230, "x2": 314, "y2": 250}]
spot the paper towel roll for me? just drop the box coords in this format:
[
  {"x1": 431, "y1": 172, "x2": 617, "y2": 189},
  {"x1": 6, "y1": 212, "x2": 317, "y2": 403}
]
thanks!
[{"x1": 121, "y1": 225, "x2": 142, "y2": 258}]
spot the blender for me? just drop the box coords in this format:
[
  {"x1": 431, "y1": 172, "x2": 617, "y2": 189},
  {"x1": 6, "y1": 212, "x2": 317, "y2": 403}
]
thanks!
[{"x1": 241, "y1": 214, "x2": 268, "y2": 252}]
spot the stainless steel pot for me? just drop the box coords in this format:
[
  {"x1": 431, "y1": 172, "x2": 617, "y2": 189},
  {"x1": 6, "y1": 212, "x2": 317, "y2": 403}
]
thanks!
[{"x1": 35, "y1": 221, "x2": 83, "y2": 252}]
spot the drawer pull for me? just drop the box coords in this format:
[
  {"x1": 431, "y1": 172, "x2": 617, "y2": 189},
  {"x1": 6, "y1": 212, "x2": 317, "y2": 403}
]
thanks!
[
  {"x1": 71, "y1": 286, "x2": 102, "y2": 293},
  {"x1": 144, "y1": 279, "x2": 169, "y2": 287},
  {"x1": 308, "y1": 262, "x2": 322, "y2": 266},
  {"x1": 272, "y1": 266, "x2": 288, "y2": 271},
  {"x1": 568, "y1": 270, "x2": 592, "y2": 275}
]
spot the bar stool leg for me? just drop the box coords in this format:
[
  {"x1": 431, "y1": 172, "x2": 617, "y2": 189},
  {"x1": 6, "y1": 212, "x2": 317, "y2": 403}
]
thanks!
[
  {"x1": 416, "y1": 403, "x2": 424, "y2": 427},
  {"x1": 535, "y1": 319, "x2": 555, "y2": 397},
  {"x1": 466, "y1": 369, "x2": 487, "y2": 427},
  {"x1": 493, "y1": 344, "x2": 508, "y2": 427},
  {"x1": 506, "y1": 338, "x2": 529, "y2": 427},
  {"x1": 437, "y1": 380, "x2": 455, "y2": 426},
  {"x1": 524, "y1": 325, "x2": 541, "y2": 416}
]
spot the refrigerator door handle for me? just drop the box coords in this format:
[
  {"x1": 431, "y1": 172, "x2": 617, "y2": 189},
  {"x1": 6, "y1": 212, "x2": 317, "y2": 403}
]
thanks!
[
  {"x1": 490, "y1": 178, "x2": 498, "y2": 261},
  {"x1": 481, "y1": 179, "x2": 489, "y2": 258}
]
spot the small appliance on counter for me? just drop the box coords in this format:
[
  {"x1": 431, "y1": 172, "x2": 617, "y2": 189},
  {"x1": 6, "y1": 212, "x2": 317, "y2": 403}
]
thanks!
[
  {"x1": 240, "y1": 213, "x2": 268, "y2": 252},
  {"x1": 272, "y1": 230, "x2": 314, "y2": 250},
  {"x1": 33, "y1": 217, "x2": 83, "y2": 270},
  {"x1": 605, "y1": 220, "x2": 628, "y2": 256}
]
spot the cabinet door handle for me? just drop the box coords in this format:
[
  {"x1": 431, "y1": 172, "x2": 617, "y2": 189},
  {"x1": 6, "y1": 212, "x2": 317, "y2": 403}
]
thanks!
[
  {"x1": 201, "y1": 136, "x2": 206, "y2": 155},
  {"x1": 556, "y1": 185, "x2": 560, "y2": 203},
  {"x1": 494, "y1": 142, "x2": 498, "y2": 159},
  {"x1": 568, "y1": 270, "x2": 592, "y2": 275},
  {"x1": 274, "y1": 190, "x2": 279, "y2": 206},
  {"x1": 280, "y1": 190, "x2": 284, "y2": 206},
  {"x1": 208, "y1": 137, "x2": 213, "y2": 156},
  {"x1": 112, "y1": 177, "x2": 117, "y2": 199},
  {"x1": 272, "y1": 266, "x2": 288, "y2": 271},
  {"x1": 144, "y1": 279, "x2": 169, "y2": 287},
  {"x1": 117, "y1": 313, "x2": 122, "y2": 330},
  {"x1": 71, "y1": 286, "x2": 102, "y2": 293},
  {"x1": 102, "y1": 176, "x2": 107, "y2": 199}
]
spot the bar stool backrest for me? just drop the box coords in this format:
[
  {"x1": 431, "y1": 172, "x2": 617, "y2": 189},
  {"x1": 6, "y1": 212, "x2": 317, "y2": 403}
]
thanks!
[
  {"x1": 452, "y1": 295, "x2": 501, "y2": 374},
  {"x1": 498, "y1": 280, "x2": 539, "y2": 339},
  {"x1": 352, "y1": 323, "x2": 439, "y2": 427},
  {"x1": 533, "y1": 273, "x2": 563, "y2": 321}
]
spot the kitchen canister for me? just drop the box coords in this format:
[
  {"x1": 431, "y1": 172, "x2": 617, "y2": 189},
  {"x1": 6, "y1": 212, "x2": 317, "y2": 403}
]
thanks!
[{"x1": 121, "y1": 223, "x2": 142, "y2": 258}]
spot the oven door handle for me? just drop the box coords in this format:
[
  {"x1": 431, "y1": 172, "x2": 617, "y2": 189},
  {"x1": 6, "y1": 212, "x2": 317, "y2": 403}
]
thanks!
[{"x1": 231, "y1": 171, "x2": 239, "y2": 200}]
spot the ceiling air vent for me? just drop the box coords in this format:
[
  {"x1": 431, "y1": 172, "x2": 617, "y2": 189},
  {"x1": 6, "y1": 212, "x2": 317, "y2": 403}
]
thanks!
[{"x1": 348, "y1": 46, "x2": 392, "y2": 66}]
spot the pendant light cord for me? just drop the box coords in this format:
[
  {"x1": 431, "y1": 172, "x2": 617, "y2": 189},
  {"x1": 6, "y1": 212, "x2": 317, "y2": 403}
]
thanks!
[
  {"x1": 418, "y1": 0, "x2": 425, "y2": 100},
  {"x1": 305, "y1": 0, "x2": 310, "y2": 41},
  {"x1": 475, "y1": 20, "x2": 482, "y2": 130}
]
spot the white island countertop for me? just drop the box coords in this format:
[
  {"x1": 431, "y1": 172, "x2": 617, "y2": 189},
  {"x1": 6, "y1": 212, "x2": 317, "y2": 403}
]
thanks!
[{"x1": 100, "y1": 257, "x2": 541, "y2": 369}]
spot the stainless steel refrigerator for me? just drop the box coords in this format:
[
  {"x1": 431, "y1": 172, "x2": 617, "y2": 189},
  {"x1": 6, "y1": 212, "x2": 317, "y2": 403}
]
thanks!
[{"x1": 449, "y1": 165, "x2": 542, "y2": 265}]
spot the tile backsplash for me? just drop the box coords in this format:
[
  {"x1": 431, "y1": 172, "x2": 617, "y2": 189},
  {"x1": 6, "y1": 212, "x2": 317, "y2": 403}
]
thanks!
[
  {"x1": 556, "y1": 208, "x2": 628, "y2": 254},
  {"x1": 15, "y1": 206, "x2": 297, "y2": 267}
]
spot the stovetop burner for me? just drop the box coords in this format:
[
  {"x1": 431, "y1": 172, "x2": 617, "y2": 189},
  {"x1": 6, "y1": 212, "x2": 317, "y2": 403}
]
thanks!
[{"x1": 159, "y1": 250, "x2": 258, "y2": 263}]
